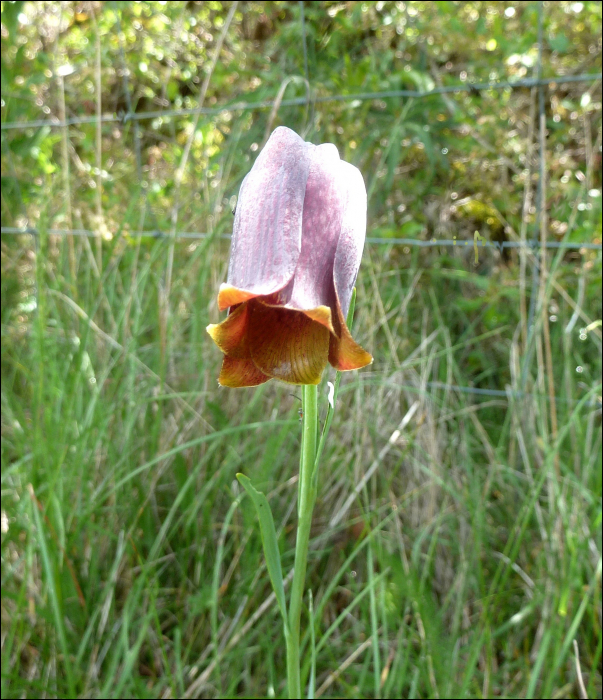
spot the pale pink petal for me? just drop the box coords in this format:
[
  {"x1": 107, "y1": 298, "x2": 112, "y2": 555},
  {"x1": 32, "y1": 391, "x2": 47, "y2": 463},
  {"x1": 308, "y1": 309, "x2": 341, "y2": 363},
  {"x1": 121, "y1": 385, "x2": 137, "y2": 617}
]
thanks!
[
  {"x1": 333, "y1": 161, "x2": 367, "y2": 319},
  {"x1": 225, "y1": 127, "x2": 314, "y2": 305},
  {"x1": 268, "y1": 143, "x2": 345, "y2": 334},
  {"x1": 327, "y1": 160, "x2": 372, "y2": 372}
]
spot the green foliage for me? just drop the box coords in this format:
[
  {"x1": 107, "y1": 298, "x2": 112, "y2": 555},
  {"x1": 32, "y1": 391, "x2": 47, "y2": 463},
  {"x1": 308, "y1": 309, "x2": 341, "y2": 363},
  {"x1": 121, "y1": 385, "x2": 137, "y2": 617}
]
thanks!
[
  {"x1": 1, "y1": 1, "x2": 602, "y2": 699},
  {"x1": 236, "y1": 473, "x2": 289, "y2": 631}
]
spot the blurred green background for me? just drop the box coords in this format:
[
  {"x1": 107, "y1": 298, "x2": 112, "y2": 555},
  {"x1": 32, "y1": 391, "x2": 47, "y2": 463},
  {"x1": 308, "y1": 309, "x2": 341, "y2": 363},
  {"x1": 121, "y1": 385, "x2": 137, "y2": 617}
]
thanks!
[{"x1": 1, "y1": 1, "x2": 601, "y2": 698}]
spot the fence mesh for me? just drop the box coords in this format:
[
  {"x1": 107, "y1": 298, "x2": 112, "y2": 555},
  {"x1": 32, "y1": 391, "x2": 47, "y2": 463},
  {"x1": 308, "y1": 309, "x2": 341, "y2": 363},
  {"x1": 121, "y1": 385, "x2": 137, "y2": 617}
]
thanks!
[{"x1": 1, "y1": 0, "x2": 602, "y2": 403}]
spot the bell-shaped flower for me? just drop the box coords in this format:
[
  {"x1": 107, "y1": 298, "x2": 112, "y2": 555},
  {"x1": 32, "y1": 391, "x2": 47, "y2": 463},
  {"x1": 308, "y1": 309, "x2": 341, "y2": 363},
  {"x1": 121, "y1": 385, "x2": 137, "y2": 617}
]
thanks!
[{"x1": 207, "y1": 126, "x2": 373, "y2": 387}]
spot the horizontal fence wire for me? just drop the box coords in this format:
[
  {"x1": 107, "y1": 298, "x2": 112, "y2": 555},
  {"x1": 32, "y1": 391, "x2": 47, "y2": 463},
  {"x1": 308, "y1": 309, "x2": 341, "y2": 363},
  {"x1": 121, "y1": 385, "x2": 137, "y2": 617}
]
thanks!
[
  {"x1": 1, "y1": 72, "x2": 601, "y2": 131},
  {"x1": 389, "y1": 381, "x2": 602, "y2": 407},
  {"x1": 1, "y1": 227, "x2": 601, "y2": 250}
]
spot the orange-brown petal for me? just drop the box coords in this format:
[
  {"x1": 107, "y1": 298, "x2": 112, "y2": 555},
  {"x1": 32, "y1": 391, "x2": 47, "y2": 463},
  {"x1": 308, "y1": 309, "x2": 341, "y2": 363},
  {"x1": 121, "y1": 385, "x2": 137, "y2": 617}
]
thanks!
[
  {"x1": 218, "y1": 356, "x2": 270, "y2": 388},
  {"x1": 328, "y1": 321, "x2": 373, "y2": 371},
  {"x1": 301, "y1": 305, "x2": 335, "y2": 334},
  {"x1": 206, "y1": 303, "x2": 251, "y2": 359},
  {"x1": 248, "y1": 301, "x2": 329, "y2": 385},
  {"x1": 259, "y1": 294, "x2": 335, "y2": 334},
  {"x1": 328, "y1": 290, "x2": 372, "y2": 371}
]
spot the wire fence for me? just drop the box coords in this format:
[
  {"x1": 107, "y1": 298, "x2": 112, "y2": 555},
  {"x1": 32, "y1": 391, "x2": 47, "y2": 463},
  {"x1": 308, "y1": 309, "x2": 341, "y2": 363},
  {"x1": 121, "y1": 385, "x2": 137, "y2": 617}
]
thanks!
[
  {"x1": 1, "y1": 5, "x2": 601, "y2": 249},
  {"x1": 1, "y1": 1, "x2": 601, "y2": 410},
  {"x1": 2, "y1": 226, "x2": 601, "y2": 251},
  {"x1": 1, "y1": 72, "x2": 601, "y2": 131}
]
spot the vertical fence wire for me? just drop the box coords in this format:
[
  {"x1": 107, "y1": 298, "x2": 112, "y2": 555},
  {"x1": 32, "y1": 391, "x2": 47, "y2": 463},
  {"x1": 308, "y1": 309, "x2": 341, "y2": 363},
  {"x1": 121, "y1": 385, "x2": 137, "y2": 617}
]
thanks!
[
  {"x1": 523, "y1": 0, "x2": 547, "y2": 392},
  {"x1": 299, "y1": 1, "x2": 309, "y2": 85},
  {"x1": 116, "y1": 10, "x2": 142, "y2": 183}
]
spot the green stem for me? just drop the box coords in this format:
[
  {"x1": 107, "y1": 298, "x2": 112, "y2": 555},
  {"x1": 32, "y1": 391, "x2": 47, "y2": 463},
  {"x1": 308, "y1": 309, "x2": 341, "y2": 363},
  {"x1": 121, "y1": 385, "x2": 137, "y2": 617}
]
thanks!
[{"x1": 287, "y1": 383, "x2": 318, "y2": 699}]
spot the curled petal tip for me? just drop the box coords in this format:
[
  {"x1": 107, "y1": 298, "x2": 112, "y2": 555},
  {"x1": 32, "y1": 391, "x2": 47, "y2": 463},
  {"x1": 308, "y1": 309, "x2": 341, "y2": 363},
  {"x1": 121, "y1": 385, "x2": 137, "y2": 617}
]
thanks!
[
  {"x1": 217, "y1": 284, "x2": 257, "y2": 312},
  {"x1": 218, "y1": 356, "x2": 270, "y2": 388},
  {"x1": 329, "y1": 323, "x2": 372, "y2": 372},
  {"x1": 302, "y1": 305, "x2": 335, "y2": 334},
  {"x1": 206, "y1": 324, "x2": 221, "y2": 349},
  {"x1": 206, "y1": 303, "x2": 250, "y2": 359}
]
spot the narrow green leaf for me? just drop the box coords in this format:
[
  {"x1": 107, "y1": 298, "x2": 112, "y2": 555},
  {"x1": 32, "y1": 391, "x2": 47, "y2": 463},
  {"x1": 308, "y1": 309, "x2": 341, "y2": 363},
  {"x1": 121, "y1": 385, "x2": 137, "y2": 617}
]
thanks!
[{"x1": 236, "y1": 473, "x2": 289, "y2": 631}]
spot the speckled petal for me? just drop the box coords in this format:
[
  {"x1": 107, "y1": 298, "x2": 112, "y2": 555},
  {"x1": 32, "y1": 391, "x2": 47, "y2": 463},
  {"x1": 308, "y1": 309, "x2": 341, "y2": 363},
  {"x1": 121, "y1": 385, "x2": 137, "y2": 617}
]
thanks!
[
  {"x1": 206, "y1": 303, "x2": 250, "y2": 359},
  {"x1": 248, "y1": 300, "x2": 329, "y2": 385},
  {"x1": 284, "y1": 144, "x2": 346, "y2": 315},
  {"x1": 218, "y1": 355, "x2": 271, "y2": 388},
  {"x1": 224, "y1": 127, "x2": 314, "y2": 307}
]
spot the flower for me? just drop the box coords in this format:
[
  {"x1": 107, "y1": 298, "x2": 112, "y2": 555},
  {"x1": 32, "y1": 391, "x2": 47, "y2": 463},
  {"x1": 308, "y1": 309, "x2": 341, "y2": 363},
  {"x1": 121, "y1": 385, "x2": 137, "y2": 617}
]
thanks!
[{"x1": 207, "y1": 126, "x2": 372, "y2": 387}]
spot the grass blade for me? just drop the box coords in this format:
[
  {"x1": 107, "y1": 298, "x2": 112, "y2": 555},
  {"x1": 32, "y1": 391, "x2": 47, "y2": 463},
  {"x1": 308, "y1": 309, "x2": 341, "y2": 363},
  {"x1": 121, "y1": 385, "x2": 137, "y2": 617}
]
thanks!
[{"x1": 28, "y1": 484, "x2": 76, "y2": 697}]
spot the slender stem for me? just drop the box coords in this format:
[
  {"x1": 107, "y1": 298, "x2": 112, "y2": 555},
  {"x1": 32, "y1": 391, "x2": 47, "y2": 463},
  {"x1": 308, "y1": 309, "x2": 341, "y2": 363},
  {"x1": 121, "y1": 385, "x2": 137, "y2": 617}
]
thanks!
[
  {"x1": 286, "y1": 292, "x2": 357, "y2": 696},
  {"x1": 287, "y1": 383, "x2": 318, "y2": 699}
]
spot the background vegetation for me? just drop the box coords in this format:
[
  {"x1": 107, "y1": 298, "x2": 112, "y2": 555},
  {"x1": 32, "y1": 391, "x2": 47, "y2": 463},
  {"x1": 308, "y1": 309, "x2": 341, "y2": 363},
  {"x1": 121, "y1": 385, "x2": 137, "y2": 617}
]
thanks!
[{"x1": 1, "y1": 1, "x2": 601, "y2": 698}]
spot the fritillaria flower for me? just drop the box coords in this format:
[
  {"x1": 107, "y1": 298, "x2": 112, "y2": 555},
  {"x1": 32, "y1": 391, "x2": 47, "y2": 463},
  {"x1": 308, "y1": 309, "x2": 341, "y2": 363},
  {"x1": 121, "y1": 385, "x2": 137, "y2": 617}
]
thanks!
[{"x1": 207, "y1": 126, "x2": 372, "y2": 387}]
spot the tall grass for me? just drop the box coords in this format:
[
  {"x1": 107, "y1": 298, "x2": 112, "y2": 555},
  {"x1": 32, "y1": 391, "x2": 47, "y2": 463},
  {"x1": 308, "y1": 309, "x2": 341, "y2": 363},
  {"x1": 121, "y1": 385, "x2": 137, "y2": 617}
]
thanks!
[
  {"x1": 2, "y1": 188, "x2": 601, "y2": 697},
  {"x1": 2, "y1": 2, "x2": 602, "y2": 698}
]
